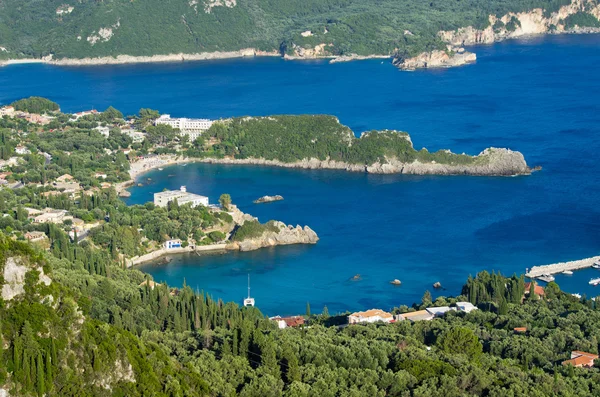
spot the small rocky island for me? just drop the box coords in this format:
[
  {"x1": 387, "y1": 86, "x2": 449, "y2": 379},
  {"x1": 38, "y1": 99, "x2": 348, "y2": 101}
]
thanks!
[{"x1": 254, "y1": 195, "x2": 284, "y2": 204}]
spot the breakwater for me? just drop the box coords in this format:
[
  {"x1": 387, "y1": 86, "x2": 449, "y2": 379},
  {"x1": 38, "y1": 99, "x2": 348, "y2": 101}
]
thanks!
[{"x1": 526, "y1": 256, "x2": 600, "y2": 278}]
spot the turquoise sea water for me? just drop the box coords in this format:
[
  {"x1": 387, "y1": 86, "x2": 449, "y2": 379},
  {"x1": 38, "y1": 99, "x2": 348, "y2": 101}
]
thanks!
[{"x1": 2, "y1": 35, "x2": 600, "y2": 315}]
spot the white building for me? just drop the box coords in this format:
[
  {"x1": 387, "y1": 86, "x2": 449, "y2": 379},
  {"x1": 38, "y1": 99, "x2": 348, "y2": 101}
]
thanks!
[
  {"x1": 155, "y1": 114, "x2": 213, "y2": 142},
  {"x1": 456, "y1": 302, "x2": 478, "y2": 313},
  {"x1": 154, "y1": 186, "x2": 209, "y2": 208},
  {"x1": 348, "y1": 309, "x2": 394, "y2": 324},
  {"x1": 94, "y1": 126, "x2": 110, "y2": 138},
  {"x1": 15, "y1": 146, "x2": 31, "y2": 155},
  {"x1": 426, "y1": 306, "x2": 455, "y2": 317},
  {"x1": 0, "y1": 106, "x2": 15, "y2": 117},
  {"x1": 164, "y1": 239, "x2": 182, "y2": 249}
]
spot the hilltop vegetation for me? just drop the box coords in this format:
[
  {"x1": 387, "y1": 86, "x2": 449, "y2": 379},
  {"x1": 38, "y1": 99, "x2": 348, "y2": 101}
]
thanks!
[
  {"x1": 0, "y1": 0, "x2": 580, "y2": 61},
  {"x1": 201, "y1": 115, "x2": 477, "y2": 166}
]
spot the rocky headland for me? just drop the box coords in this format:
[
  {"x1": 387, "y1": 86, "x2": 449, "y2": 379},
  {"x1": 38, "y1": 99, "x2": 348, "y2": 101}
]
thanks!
[
  {"x1": 396, "y1": 0, "x2": 600, "y2": 70},
  {"x1": 394, "y1": 46, "x2": 476, "y2": 70},
  {"x1": 229, "y1": 221, "x2": 319, "y2": 252}
]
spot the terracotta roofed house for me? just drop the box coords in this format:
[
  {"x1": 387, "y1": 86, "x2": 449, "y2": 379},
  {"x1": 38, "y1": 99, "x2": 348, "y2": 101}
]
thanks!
[
  {"x1": 524, "y1": 281, "x2": 545, "y2": 296},
  {"x1": 348, "y1": 309, "x2": 394, "y2": 324},
  {"x1": 562, "y1": 351, "x2": 599, "y2": 368},
  {"x1": 270, "y1": 316, "x2": 305, "y2": 329}
]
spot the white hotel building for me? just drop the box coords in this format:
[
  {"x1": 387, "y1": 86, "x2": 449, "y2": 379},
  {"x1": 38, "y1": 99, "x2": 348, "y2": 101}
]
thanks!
[
  {"x1": 155, "y1": 114, "x2": 213, "y2": 142},
  {"x1": 154, "y1": 186, "x2": 209, "y2": 208}
]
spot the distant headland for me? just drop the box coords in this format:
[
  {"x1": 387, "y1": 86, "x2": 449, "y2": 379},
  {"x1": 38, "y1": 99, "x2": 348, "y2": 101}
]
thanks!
[{"x1": 1, "y1": 0, "x2": 599, "y2": 70}]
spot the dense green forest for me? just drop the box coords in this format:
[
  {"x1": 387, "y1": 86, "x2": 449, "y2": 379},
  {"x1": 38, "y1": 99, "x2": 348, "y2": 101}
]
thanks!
[
  {"x1": 0, "y1": 0, "x2": 591, "y2": 61},
  {"x1": 3, "y1": 232, "x2": 600, "y2": 395},
  {"x1": 200, "y1": 115, "x2": 478, "y2": 166}
]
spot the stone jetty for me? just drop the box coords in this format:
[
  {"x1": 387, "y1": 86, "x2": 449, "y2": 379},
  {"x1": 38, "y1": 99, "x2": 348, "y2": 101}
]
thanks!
[{"x1": 525, "y1": 255, "x2": 600, "y2": 278}]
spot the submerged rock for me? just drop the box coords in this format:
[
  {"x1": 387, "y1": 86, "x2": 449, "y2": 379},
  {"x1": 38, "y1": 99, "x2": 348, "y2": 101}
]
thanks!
[{"x1": 254, "y1": 195, "x2": 284, "y2": 204}]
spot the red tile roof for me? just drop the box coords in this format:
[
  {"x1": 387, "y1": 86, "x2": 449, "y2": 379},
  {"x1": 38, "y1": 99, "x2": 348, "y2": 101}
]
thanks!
[{"x1": 524, "y1": 282, "x2": 545, "y2": 296}]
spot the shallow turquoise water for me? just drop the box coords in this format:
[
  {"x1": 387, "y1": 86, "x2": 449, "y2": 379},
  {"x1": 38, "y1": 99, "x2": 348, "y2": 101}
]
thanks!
[{"x1": 2, "y1": 35, "x2": 600, "y2": 315}]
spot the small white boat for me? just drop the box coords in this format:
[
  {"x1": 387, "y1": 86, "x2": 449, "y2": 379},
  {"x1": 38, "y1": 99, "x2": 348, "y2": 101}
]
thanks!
[
  {"x1": 562, "y1": 270, "x2": 573, "y2": 275},
  {"x1": 589, "y1": 277, "x2": 600, "y2": 286},
  {"x1": 243, "y1": 274, "x2": 255, "y2": 307},
  {"x1": 593, "y1": 262, "x2": 600, "y2": 269}
]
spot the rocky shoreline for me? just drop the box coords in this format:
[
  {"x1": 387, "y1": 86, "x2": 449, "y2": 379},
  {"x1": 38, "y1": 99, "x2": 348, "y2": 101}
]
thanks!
[
  {"x1": 129, "y1": 207, "x2": 318, "y2": 266},
  {"x1": 196, "y1": 148, "x2": 531, "y2": 176},
  {"x1": 124, "y1": 147, "x2": 531, "y2": 182}
]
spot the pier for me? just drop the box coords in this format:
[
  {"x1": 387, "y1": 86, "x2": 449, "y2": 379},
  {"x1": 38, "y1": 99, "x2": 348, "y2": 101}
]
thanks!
[{"x1": 525, "y1": 256, "x2": 600, "y2": 278}]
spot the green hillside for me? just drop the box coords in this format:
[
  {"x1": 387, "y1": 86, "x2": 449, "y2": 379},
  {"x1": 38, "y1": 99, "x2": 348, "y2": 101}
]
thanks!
[
  {"x1": 4, "y1": 232, "x2": 600, "y2": 395},
  {"x1": 0, "y1": 0, "x2": 574, "y2": 60}
]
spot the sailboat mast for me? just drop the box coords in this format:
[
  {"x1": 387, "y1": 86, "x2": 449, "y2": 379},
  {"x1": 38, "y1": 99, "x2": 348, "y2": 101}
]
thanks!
[{"x1": 247, "y1": 274, "x2": 250, "y2": 299}]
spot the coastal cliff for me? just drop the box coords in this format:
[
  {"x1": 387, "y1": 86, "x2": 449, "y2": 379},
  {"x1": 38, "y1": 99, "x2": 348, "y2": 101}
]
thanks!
[{"x1": 397, "y1": 0, "x2": 600, "y2": 70}]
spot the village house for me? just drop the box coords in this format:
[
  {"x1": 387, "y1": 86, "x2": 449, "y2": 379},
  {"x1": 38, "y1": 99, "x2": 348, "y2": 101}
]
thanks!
[
  {"x1": 562, "y1": 351, "x2": 599, "y2": 368},
  {"x1": 164, "y1": 239, "x2": 182, "y2": 249},
  {"x1": 270, "y1": 316, "x2": 305, "y2": 329},
  {"x1": 139, "y1": 280, "x2": 160, "y2": 290},
  {"x1": 395, "y1": 310, "x2": 434, "y2": 322},
  {"x1": 71, "y1": 109, "x2": 99, "y2": 120},
  {"x1": 24, "y1": 231, "x2": 48, "y2": 242},
  {"x1": 95, "y1": 172, "x2": 108, "y2": 179},
  {"x1": 33, "y1": 209, "x2": 68, "y2": 224},
  {"x1": 100, "y1": 182, "x2": 112, "y2": 189},
  {"x1": 426, "y1": 306, "x2": 455, "y2": 317},
  {"x1": 0, "y1": 106, "x2": 15, "y2": 117},
  {"x1": 56, "y1": 174, "x2": 74, "y2": 183},
  {"x1": 94, "y1": 126, "x2": 110, "y2": 138},
  {"x1": 348, "y1": 309, "x2": 394, "y2": 324},
  {"x1": 25, "y1": 113, "x2": 53, "y2": 125},
  {"x1": 456, "y1": 301, "x2": 478, "y2": 313},
  {"x1": 15, "y1": 145, "x2": 31, "y2": 155},
  {"x1": 514, "y1": 327, "x2": 527, "y2": 334},
  {"x1": 0, "y1": 171, "x2": 12, "y2": 185},
  {"x1": 524, "y1": 281, "x2": 545, "y2": 298}
]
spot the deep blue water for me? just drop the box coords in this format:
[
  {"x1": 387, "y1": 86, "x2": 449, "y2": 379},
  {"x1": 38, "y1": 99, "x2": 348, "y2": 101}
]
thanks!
[{"x1": 2, "y1": 35, "x2": 600, "y2": 315}]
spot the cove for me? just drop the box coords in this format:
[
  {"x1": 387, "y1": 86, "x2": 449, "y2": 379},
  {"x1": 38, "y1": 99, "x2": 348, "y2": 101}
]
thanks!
[{"x1": 3, "y1": 34, "x2": 600, "y2": 315}]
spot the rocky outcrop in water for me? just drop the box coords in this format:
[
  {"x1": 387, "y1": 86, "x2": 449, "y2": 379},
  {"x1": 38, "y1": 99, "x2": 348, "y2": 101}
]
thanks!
[
  {"x1": 199, "y1": 147, "x2": 530, "y2": 176},
  {"x1": 395, "y1": 0, "x2": 600, "y2": 70},
  {"x1": 394, "y1": 47, "x2": 476, "y2": 70},
  {"x1": 230, "y1": 221, "x2": 319, "y2": 252},
  {"x1": 254, "y1": 195, "x2": 284, "y2": 204}
]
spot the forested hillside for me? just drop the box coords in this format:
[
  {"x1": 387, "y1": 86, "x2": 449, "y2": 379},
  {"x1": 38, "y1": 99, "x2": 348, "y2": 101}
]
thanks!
[
  {"x1": 3, "y1": 233, "x2": 600, "y2": 395},
  {"x1": 0, "y1": 0, "x2": 579, "y2": 61}
]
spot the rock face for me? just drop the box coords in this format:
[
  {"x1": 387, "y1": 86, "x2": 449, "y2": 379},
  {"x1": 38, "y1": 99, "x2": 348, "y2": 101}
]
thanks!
[
  {"x1": 396, "y1": 0, "x2": 600, "y2": 70},
  {"x1": 233, "y1": 221, "x2": 319, "y2": 252},
  {"x1": 200, "y1": 147, "x2": 530, "y2": 176},
  {"x1": 254, "y1": 195, "x2": 284, "y2": 204},
  {"x1": 2, "y1": 257, "x2": 51, "y2": 301},
  {"x1": 395, "y1": 47, "x2": 476, "y2": 70}
]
